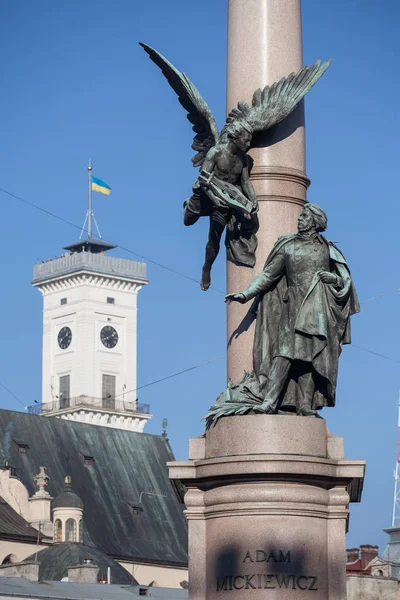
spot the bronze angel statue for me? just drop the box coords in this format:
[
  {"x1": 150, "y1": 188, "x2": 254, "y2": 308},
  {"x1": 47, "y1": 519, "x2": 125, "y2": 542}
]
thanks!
[{"x1": 140, "y1": 43, "x2": 330, "y2": 291}]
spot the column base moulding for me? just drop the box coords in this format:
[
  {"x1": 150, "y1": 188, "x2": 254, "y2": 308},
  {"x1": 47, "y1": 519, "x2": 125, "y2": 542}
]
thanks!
[
  {"x1": 256, "y1": 195, "x2": 308, "y2": 206},
  {"x1": 250, "y1": 165, "x2": 310, "y2": 188}
]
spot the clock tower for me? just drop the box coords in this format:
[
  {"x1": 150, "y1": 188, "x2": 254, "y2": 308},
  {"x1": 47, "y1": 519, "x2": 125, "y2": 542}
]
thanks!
[{"x1": 32, "y1": 169, "x2": 151, "y2": 432}]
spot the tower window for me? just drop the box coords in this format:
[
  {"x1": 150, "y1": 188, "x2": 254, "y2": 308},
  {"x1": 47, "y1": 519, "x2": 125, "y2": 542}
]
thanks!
[
  {"x1": 107, "y1": 297, "x2": 115, "y2": 304},
  {"x1": 102, "y1": 375, "x2": 116, "y2": 409},
  {"x1": 59, "y1": 375, "x2": 70, "y2": 409},
  {"x1": 54, "y1": 519, "x2": 62, "y2": 543},
  {"x1": 60, "y1": 298, "x2": 67, "y2": 305},
  {"x1": 65, "y1": 518, "x2": 77, "y2": 542}
]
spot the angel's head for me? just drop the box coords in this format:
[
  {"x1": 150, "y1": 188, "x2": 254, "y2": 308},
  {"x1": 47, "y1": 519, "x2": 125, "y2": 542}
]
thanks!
[{"x1": 223, "y1": 121, "x2": 253, "y2": 152}]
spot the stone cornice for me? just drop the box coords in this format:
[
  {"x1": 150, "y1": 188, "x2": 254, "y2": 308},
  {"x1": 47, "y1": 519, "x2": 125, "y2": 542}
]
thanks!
[
  {"x1": 53, "y1": 409, "x2": 151, "y2": 432},
  {"x1": 169, "y1": 455, "x2": 365, "y2": 504},
  {"x1": 35, "y1": 273, "x2": 143, "y2": 295}
]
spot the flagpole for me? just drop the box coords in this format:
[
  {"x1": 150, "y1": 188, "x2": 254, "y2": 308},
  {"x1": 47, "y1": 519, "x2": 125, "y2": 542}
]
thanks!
[{"x1": 88, "y1": 160, "x2": 93, "y2": 238}]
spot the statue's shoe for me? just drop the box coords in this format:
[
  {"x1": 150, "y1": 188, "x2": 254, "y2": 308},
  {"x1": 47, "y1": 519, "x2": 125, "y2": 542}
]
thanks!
[{"x1": 299, "y1": 407, "x2": 317, "y2": 417}]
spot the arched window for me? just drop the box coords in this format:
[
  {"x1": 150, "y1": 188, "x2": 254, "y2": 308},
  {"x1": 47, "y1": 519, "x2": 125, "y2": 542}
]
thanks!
[
  {"x1": 65, "y1": 518, "x2": 76, "y2": 542},
  {"x1": 375, "y1": 569, "x2": 383, "y2": 577},
  {"x1": 79, "y1": 519, "x2": 83, "y2": 543},
  {"x1": 54, "y1": 519, "x2": 62, "y2": 543}
]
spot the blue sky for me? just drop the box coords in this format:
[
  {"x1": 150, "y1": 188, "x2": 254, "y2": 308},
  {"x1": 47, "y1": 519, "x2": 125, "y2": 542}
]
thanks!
[{"x1": 0, "y1": 1, "x2": 399, "y2": 551}]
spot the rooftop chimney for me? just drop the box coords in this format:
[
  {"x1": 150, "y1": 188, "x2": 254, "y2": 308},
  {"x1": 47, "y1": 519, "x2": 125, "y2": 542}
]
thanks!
[
  {"x1": 68, "y1": 559, "x2": 98, "y2": 584},
  {"x1": 0, "y1": 562, "x2": 39, "y2": 581},
  {"x1": 346, "y1": 548, "x2": 360, "y2": 563},
  {"x1": 360, "y1": 544, "x2": 379, "y2": 570}
]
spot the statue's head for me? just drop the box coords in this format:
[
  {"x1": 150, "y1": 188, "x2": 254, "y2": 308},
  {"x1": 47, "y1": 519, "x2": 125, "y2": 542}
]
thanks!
[
  {"x1": 224, "y1": 121, "x2": 253, "y2": 152},
  {"x1": 298, "y1": 203, "x2": 327, "y2": 233}
]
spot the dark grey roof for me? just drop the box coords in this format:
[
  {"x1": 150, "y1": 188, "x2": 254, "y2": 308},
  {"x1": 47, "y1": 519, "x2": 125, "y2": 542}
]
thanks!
[
  {"x1": 0, "y1": 578, "x2": 188, "y2": 599},
  {"x1": 0, "y1": 495, "x2": 42, "y2": 542},
  {"x1": 25, "y1": 542, "x2": 135, "y2": 584},
  {"x1": 53, "y1": 488, "x2": 84, "y2": 510},
  {"x1": 63, "y1": 237, "x2": 117, "y2": 253},
  {"x1": 0, "y1": 410, "x2": 187, "y2": 566}
]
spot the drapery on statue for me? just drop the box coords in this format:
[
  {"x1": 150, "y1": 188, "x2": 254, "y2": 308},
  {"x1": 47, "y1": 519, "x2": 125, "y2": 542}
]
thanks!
[
  {"x1": 206, "y1": 204, "x2": 359, "y2": 428},
  {"x1": 140, "y1": 42, "x2": 330, "y2": 290}
]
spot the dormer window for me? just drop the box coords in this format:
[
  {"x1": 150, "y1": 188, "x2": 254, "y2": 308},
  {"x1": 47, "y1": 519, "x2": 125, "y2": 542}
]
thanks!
[
  {"x1": 83, "y1": 455, "x2": 95, "y2": 467},
  {"x1": 128, "y1": 502, "x2": 143, "y2": 516},
  {"x1": 14, "y1": 440, "x2": 29, "y2": 454}
]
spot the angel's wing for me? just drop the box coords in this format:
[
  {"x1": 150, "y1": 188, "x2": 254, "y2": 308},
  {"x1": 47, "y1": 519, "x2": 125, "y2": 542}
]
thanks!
[
  {"x1": 140, "y1": 43, "x2": 219, "y2": 168},
  {"x1": 225, "y1": 59, "x2": 331, "y2": 140}
]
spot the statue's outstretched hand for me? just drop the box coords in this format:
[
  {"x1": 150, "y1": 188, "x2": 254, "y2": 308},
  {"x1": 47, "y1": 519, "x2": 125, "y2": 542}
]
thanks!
[
  {"x1": 224, "y1": 293, "x2": 246, "y2": 304},
  {"x1": 318, "y1": 271, "x2": 337, "y2": 284}
]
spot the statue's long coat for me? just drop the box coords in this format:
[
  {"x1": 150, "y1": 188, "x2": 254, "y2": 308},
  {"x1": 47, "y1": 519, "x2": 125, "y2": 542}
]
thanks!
[{"x1": 249, "y1": 234, "x2": 359, "y2": 409}]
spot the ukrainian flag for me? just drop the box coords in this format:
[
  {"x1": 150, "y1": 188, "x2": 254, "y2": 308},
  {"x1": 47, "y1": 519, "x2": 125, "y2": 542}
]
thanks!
[{"x1": 92, "y1": 176, "x2": 111, "y2": 196}]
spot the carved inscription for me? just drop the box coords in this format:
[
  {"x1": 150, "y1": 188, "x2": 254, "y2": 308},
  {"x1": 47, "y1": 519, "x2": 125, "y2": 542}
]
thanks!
[
  {"x1": 243, "y1": 550, "x2": 291, "y2": 564},
  {"x1": 216, "y1": 550, "x2": 318, "y2": 592}
]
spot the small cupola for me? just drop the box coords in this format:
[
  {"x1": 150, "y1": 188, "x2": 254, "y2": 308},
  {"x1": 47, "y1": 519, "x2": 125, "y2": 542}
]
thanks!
[{"x1": 52, "y1": 476, "x2": 84, "y2": 543}]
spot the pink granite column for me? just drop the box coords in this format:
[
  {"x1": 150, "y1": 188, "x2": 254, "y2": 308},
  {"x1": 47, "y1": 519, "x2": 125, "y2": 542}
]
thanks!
[{"x1": 226, "y1": 0, "x2": 310, "y2": 381}]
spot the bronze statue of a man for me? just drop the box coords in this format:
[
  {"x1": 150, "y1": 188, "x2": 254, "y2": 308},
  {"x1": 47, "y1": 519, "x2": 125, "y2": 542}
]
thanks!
[{"x1": 219, "y1": 203, "x2": 359, "y2": 420}]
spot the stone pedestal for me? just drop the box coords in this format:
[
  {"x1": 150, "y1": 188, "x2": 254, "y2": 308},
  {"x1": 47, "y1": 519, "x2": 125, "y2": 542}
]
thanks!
[{"x1": 169, "y1": 416, "x2": 365, "y2": 600}]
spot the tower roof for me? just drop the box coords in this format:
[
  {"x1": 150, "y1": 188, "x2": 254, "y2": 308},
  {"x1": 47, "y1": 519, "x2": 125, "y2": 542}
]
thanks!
[
  {"x1": 53, "y1": 476, "x2": 84, "y2": 510},
  {"x1": 63, "y1": 237, "x2": 116, "y2": 254}
]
